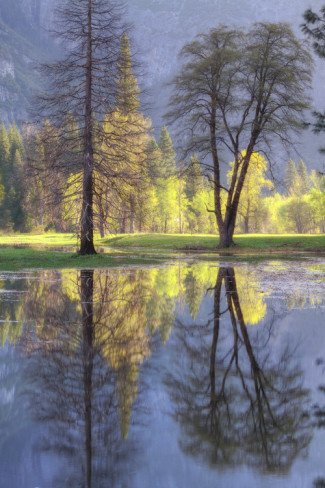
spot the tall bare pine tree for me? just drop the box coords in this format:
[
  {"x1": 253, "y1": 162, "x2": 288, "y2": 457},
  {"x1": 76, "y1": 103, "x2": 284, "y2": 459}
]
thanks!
[{"x1": 36, "y1": 0, "x2": 127, "y2": 254}]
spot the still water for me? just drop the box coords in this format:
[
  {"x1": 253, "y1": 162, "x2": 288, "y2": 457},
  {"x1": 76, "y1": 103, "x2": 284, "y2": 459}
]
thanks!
[{"x1": 0, "y1": 259, "x2": 324, "y2": 488}]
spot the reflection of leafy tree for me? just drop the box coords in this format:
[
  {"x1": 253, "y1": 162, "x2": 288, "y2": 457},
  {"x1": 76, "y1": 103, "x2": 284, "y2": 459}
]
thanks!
[
  {"x1": 313, "y1": 359, "x2": 325, "y2": 488},
  {"x1": 166, "y1": 266, "x2": 311, "y2": 473},
  {"x1": 314, "y1": 480, "x2": 325, "y2": 488},
  {"x1": 313, "y1": 360, "x2": 325, "y2": 429}
]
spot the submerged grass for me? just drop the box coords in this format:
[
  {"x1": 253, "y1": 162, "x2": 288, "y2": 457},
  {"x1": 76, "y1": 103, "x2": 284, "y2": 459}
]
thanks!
[{"x1": 0, "y1": 232, "x2": 324, "y2": 271}]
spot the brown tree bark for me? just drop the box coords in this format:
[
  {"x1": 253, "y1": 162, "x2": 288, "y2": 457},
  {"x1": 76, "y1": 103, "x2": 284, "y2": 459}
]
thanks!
[
  {"x1": 80, "y1": 0, "x2": 96, "y2": 255},
  {"x1": 129, "y1": 194, "x2": 135, "y2": 233},
  {"x1": 81, "y1": 269, "x2": 94, "y2": 487}
]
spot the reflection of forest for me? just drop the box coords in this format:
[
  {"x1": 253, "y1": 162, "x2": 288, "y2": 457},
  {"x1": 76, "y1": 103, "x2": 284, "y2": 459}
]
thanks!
[
  {"x1": 20, "y1": 268, "x2": 180, "y2": 487},
  {"x1": 0, "y1": 263, "x2": 317, "y2": 484},
  {"x1": 0, "y1": 266, "x2": 191, "y2": 486},
  {"x1": 166, "y1": 266, "x2": 312, "y2": 474}
]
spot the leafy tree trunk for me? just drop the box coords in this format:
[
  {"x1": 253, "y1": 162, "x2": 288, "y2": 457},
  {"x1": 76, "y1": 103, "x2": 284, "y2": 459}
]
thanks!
[
  {"x1": 80, "y1": 0, "x2": 96, "y2": 255},
  {"x1": 243, "y1": 204, "x2": 250, "y2": 234},
  {"x1": 210, "y1": 104, "x2": 237, "y2": 248},
  {"x1": 243, "y1": 217, "x2": 249, "y2": 234},
  {"x1": 120, "y1": 211, "x2": 127, "y2": 233},
  {"x1": 129, "y1": 195, "x2": 135, "y2": 233},
  {"x1": 218, "y1": 216, "x2": 236, "y2": 248},
  {"x1": 99, "y1": 214, "x2": 105, "y2": 238}
]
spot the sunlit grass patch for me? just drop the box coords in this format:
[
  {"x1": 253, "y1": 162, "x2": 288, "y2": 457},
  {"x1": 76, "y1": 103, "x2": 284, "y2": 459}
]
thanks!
[
  {"x1": 0, "y1": 232, "x2": 324, "y2": 272},
  {"x1": 104, "y1": 233, "x2": 325, "y2": 252}
]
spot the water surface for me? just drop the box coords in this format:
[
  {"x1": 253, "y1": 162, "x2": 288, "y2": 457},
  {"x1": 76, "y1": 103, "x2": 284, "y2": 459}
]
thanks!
[{"x1": 0, "y1": 259, "x2": 324, "y2": 488}]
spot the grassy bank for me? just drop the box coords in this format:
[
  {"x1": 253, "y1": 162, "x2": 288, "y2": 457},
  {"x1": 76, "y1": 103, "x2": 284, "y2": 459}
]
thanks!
[
  {"x1": 0, "y1": 247, "x2": 164, "y2": 272},
  {"x1": 1, "y1": 232, "x2": 324, "y2": 251},
  {"x1": 0, "y1": 233, "x2": 324, "y2": 271},
  {"x1": 104, "y1": 233, "x2": 325, "y2": 252}
]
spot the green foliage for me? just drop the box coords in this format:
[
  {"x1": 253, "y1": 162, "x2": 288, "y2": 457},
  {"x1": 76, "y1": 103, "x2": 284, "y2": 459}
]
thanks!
[
  {"x1": 1, "y1": 118, "x2": 324, "y2": 238},
  {"x1": 0, "y1": 124, "x2": 27, "y2": 231},
  {"x1": 228, "y1": 152, "x2": 273, "y2": 234},
  {"x1": 158, "y1": 126, "x2": 176, "y2": 177},
  {"x1": 117, "y1": 34, "x2": 140, "y2": 114},
  {"x1": 264, "y1": 161, "x2": 325, "y2": 234},
  {"x1": 185, "y1": 155, "x2": 204, "y2": 200}
]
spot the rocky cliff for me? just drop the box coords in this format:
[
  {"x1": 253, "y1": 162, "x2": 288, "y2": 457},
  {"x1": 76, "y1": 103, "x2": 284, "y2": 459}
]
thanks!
[
  {"x1": 0, "y1": 0, "x2": 53, "y2": 122},
  {"x1": 0, "y1": 0, "x2": 324, "y2": 165}
]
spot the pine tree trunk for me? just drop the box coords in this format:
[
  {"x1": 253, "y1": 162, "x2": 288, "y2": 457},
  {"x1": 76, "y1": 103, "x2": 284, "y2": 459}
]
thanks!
[
  {"x1": 79, "y1": 0, "x2": 96, "y2": 255},
  {"x1": 97, "y1": 195, "x2": 105, "y2": 238},
  {"x1": 80, "y1": 161, "x2": 96, "y2": 254},
  {"x1": 81, "y1": 270, "x2": 94, "y2": 488}
]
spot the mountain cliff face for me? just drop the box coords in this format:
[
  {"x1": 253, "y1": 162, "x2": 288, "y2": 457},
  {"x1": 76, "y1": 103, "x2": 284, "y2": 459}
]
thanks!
[
  {"x1": 0, "y1": 0, "x2": 53, "y2": 122},
  {"x1": 0, "y1": 0, "x2": 324, "y2": 165}
]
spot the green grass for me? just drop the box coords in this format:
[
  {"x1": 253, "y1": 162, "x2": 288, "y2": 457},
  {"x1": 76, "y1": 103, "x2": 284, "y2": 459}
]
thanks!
[
  {"x1": 0, "y1": 247, "x2": 164, "y2": 272},
  {"x1": 1, "y1": 232, "x2": 324, "y2": 251},
  {"x1": 0, "y1": 232, "x2": 324, "y2": 271},
  {"x1": 104, "y1": 233, "x2": 325, "y2": 252},
  {"x1": 0, "y1": 233, "x2": 78, "y2": 248}
]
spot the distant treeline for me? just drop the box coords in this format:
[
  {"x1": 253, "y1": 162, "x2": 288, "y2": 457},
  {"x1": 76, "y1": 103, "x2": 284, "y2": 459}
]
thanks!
[{"x1": 0, "y1": 123, "x2": 324, "y2": 235}]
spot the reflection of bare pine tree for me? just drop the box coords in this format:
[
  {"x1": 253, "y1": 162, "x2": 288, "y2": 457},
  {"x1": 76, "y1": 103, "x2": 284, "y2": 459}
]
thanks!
[
  {"x1": 22, "y1": 269, "x2": 152, "y2": 487},
  {"x1": 165, "y1": 266, "x2": 312, "y2": 473}
]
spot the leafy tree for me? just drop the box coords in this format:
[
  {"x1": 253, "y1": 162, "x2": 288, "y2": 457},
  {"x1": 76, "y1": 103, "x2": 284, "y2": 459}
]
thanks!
[
  {"x1": 0, "y1": 126, "x2": 10, "y2": 228},
  {"x1": 188, "y1": 187, "x2": 215, "y2": 233},
  {"x1": 156, "y1": 176, "x2": 179, "y2": 233},
  {"x1": 97, "y1": 34, "x2": 151, "y2": 235},
  {"x1": 281, "y1": 196, "x2": 314, "y2": 233},
  {"x1": 117, "y1": 34, "x2": 140, "y2": 114},
  {"x1": 285, "y1": 160, "x2": 299, "y2": 196},
  {"x1": 309, "y1": 174, "x2": 325, "y2": 232},
  {"x1": 184, "y1": 155, "x2": 204, "y2": 200},
  {"x1": 167, "y1": 24, "x2": 312, "y2": 247},
  {"x1": 158, "y1": 126, "x2": 176, "y2": 177},
  {"x1": 146, "y1": 138, "x2": 163, "y2": 180},
  {"x1": 0, "y1": 125, "x2": 27, "y2": 231},
  {"x1": 7, "y1": 125, "x2": 27, "y2": 231},
  {"x1": 302, "y1": 7, "x2": 325, "y2": 150},
  {"x1": 228, "y1": 152, "x2": 273, "y2": 234},
  {"x1": 297, "y1": 160, "x2": 311, "y2": 194}
]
